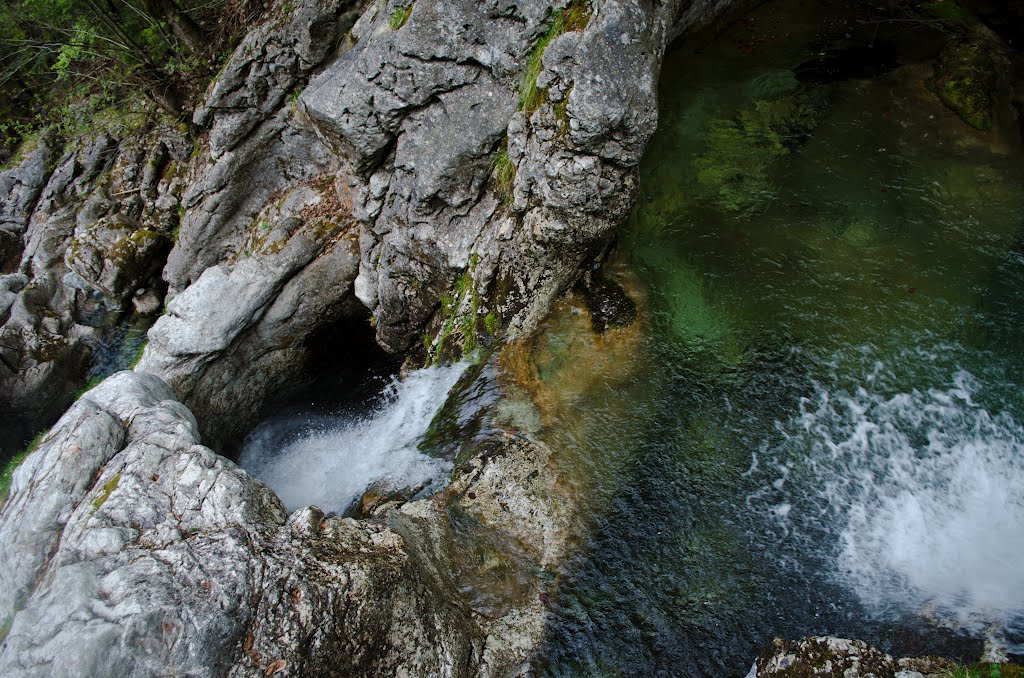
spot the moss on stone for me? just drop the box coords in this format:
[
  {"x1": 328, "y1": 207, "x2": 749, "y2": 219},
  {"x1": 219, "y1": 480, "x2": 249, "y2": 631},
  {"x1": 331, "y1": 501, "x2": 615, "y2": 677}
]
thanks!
[
  {"x1": 694, "y1": 90, "x2": 825, "y2": 214},
  {"x1": 426, "y1": 255, "x2": 485, "y2": 365},
  {"x1": 932, "y1": 42, "x2": 998, "y2": 130},
  {"x1": 91, "y1": 471, "x2": 122, "y2": 511}
]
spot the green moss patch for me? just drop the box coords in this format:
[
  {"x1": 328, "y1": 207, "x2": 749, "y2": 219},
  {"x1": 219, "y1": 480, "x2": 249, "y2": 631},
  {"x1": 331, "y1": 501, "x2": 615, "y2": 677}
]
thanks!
[
  {"x1": 694, "y1": 90, "x2": 825, "y2": 214},
  {"x1": 932, "y1": 42, "x2": 998, "y2": 130},
  {"x1": 91, "y1": 471, "x2": 122, "y2": 511}
]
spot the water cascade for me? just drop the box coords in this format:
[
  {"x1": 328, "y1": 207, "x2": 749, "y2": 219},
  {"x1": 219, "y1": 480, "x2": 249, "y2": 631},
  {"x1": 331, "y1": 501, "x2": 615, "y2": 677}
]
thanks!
[{"x1": 239, "y1": 362, "x2": 468, "y2": 513}]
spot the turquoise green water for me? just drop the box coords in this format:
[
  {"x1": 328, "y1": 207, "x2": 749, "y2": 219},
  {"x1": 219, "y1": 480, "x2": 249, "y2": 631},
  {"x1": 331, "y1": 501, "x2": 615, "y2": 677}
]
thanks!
[{"x1": 537, "y1": 3, "x2": 1024, "y2": 674}]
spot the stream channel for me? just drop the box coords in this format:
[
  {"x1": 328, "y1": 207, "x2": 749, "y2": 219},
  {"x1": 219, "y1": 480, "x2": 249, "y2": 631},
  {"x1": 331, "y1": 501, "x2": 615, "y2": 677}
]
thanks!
[{"x1": 242, "y1": 1, "x2": 1024, "y2": 674}]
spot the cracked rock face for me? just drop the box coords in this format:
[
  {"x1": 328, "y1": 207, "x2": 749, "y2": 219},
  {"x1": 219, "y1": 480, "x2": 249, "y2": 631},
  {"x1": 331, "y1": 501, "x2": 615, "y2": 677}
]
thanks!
[
  {"x1": 302, "y1": 0, "x2": 739, "y2": 353},
  {"x1": 163, "y1": 0, "x2": 361, "y2": 293},
  {"x1": 138, "y1": 177, "x2": 364, "y2": 452}
]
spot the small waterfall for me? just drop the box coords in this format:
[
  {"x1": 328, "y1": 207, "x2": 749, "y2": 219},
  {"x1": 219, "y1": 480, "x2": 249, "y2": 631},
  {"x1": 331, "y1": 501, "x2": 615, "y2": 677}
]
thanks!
[
  {"x1": 760, "y1": 366, "x2": 1024, "y2": 650},
  {"x1": 238, "y1": 362, "x2": 468, "y2": 514}
]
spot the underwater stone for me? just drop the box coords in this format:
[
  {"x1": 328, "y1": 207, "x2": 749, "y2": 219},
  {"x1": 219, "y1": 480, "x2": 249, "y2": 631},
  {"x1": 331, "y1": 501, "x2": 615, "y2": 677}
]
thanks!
[
  {"x1": 578, "y1": 273, "x2": 638, "y2": 333},
  {"x1": 932, "y1": 41, "x2": 998, "y2": 130}
]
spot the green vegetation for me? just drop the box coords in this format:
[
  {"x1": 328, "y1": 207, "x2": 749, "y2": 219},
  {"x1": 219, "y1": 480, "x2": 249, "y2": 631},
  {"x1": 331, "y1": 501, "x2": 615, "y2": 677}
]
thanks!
[
  {"x1": 91, "y1": 471, "x2": 122, "y2": 511},
  {"x1": 389, "y1": 3, "x2": 414, "y2": 29},
  {"x1": 519, "y1": 1, "x2": 591, "y2": 113},
  {"x1": 484, "y1": 311, "x2": 499, "y2": 335},
  {"x1": 490, "y1": 142, "x2": 516, "y2": 203},
  {"x1": 1, "y1": 430, "x2": 48, "y2": 502},
  {"x1": 552, "y1": 84, "x2": 573, "y2": 134},
  {"x1": 0, "y1": 615, "x2": 11, "y2": 644},
  {"x1": 0, "y1": 0, "x2": 257, "y2": 154},
  {"x1": 74, "y1": 373, "x2": 107, "y2": 399},
  {"x1": 425, "y1": 254, "x2": 497, "y2": 364},
  {"x1": 942, "y1": 664, "x2": 1024, "y2": 678},
  {"x1": 921, "y1": 0, "x2": 970, "y2": 23},
  {"x1": 129, "y1": 340, "x2": 148, "y2": 367}
]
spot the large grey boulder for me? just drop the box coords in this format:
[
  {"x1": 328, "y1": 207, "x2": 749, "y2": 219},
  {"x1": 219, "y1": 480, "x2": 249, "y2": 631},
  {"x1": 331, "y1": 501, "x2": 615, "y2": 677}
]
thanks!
[{"x1": 0, "y1": 371, "x2": 481, "y2": 677}]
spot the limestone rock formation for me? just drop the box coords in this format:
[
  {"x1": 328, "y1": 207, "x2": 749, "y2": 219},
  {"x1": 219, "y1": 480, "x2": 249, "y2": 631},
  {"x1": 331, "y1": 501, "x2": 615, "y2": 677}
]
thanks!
[
  {"x1": 138, "y1": 178, "x2": 363, "y2": 451},
  {"x1": 0, "y1": 126, "x2": 188, "y2": 454},
  {"x1": 302, "y1": 0, "x2": 739, "y2": 353},
  {"x1": 163, "y1": 0, "x2": 362, "y2": 292},
  {"x1": 0, "y1": 372, "x2": 481, "y2": 677}
]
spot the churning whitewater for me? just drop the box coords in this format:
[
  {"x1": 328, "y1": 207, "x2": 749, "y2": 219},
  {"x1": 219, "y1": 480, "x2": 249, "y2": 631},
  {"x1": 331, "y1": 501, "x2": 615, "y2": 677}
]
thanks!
[
  {"x1": 763, "y1": 363, "x2": 1024, "y2": 650},
  {"x1": 239, "y1": 362, "x2": 469, "y2": 513}
]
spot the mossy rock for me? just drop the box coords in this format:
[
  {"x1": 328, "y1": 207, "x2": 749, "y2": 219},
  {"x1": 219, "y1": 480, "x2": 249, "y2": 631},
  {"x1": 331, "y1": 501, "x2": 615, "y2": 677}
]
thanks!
[{"x1": 932, "y1": 41, "x2": 998, "y2": 130}]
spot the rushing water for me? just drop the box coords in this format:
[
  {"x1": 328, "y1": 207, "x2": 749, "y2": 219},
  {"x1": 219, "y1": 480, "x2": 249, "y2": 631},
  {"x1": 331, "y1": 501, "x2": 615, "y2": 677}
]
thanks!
[
  {"x1": 239, "y1": 362, "x2": 467, "y2": 513},
  {"x1": 536, "y1": 1, "x2": 1024, "y2": 674}
]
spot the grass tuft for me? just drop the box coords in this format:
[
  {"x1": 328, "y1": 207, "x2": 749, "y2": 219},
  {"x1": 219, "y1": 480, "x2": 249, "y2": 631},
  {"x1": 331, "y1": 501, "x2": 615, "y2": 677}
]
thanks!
[
  {"x1": 491, "y1": 143, "x2": 516, "y2": 203},
  {"x1": 389, "y1": 2, "x2": 414, "y2": 29},
  {"x1": 1, "y1": 430, "x2": 49, "y2": 503},
  {"x1": 519, "y1": 1, "x2": 591, "y2": 114}
]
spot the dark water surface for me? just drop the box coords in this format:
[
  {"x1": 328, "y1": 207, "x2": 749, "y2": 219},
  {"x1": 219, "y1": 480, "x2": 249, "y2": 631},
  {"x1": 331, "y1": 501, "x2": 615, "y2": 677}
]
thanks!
[{"x1": 536, "y1": 1, "x2": 1024, "y2": 674}]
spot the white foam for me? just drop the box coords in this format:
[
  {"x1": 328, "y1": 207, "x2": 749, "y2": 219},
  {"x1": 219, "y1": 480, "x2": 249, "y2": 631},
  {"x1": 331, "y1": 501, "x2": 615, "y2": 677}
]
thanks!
[
  {"x1": 239, "y1": 362, "x2": 468, "y2": 513},
  {"x1": 766, "y1": 368, "x2": 1024, "y2": 646}
]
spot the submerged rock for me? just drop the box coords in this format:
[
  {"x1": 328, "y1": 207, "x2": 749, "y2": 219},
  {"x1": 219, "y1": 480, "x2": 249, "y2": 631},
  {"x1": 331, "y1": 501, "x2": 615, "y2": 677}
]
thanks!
[
  {"x1": 577, "y1": 271, "x2": 638, "y2": 333},
  {"x1": 932, "y1": 41, "x2": 999, "y2": 130}
]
